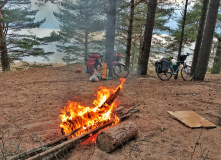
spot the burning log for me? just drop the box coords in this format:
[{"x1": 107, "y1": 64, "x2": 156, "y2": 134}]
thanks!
[
  {"x1": 96, "y1": 121, "x2": 138, "y2": 153},
  {"x1": 99, "y1": 87, "x2": 120, "y2": 111},
  {"x1": 60, "y1": 85, "x2": 122, "y2": 135}
]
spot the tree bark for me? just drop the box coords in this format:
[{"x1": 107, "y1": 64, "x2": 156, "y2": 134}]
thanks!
[
  {"x1": 192, "y1": 0, "x2": 209, "y2": 72},
  {"x1": 96, "y1": 120, "x2": 138, "y2": 153},
  {"x1": 0, "y1": 4, "x2": 10, "y2": 72},
  {"x1": 211, "y1": 38, "x2": 221, "y2": 74},
  {"x1": 84, "y1": 29, "x2": 88, "y2": 62},
  {"x1": 137, "y1": 0, "x2": 157, "y2": 75},
  {"x1": 125, "y1": 0, "x2": 135, "y2": 69},
  {"x1": 177, "y1": 0, "x2": 188, "y2": 61},
  {"x1": 194, "y1": 0, "x2": 220, "y2": 81},
  {"x1": 105, "y1": 0, "x2": 117, "y2": 77}
]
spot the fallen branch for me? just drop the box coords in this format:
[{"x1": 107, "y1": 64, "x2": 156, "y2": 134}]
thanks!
[
  {"x1": 124, "y1": 103, "x2": 141, "y2": 115},
  {"x1": 9, "y1": 128, "x2": 81, "y2": 160},
  {"x1": 27, "y1": 120, "x2": 116, "y2": 160}
]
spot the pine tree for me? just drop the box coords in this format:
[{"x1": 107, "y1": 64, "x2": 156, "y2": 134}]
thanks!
[
  {"x1": 125, "y1": 0, "x2": 134, "y2": 69},
  {"x1": 192, "y1": 0, "x2": 209, "y2": 72},
  {"x1": 116, "y1": 0, "x2": 173, "y2": 69},
  {"x1": 137, "y1": 0, "x2": 157, "y2": 75},
  {"x1": 0, "y1": 0, "x2": 52, "y2": 72},
  {"x1": 194, "y1": 0, "x2": 220, "y2": 80},
  {"x1": 211, "y1": 38, "x2": 221, "y2": 74},
  {"x1": 211, "y1": 13, "x2": 221, "y2": 74},
  {"x1": 53, "y1": 0, "x2": 106, "y2": 63},
  {"x1": 105, "y1": 0, "x2": 117, "y2": 77},
  {"x1": 165, "y1": 1, "x2": 202, "y2": 54}
]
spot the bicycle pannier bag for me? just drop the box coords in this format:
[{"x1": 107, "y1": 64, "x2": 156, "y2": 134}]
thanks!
[
  {"x1": 87, "y1": 58, "x2": 97, "y2": 73},
  {"x1": 155, "y1": 61, "x2": 162, "y2": 73},
  {"x1": 161, "y1": 60, "x2": 170, "y2": 72}
]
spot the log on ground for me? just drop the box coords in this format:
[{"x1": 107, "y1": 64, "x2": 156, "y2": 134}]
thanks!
[{"x1": 96, "y1": 121, "x2": 138, "y2": 153}]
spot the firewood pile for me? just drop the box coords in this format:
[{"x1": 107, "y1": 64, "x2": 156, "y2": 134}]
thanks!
[{"x1": 9, "y1": 84, "x2": 140, "y2": 160}]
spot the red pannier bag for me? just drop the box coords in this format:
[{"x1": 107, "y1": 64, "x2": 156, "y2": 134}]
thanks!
[{"x1": 87, "y1": 58, "x2": 97, "y2": 73}]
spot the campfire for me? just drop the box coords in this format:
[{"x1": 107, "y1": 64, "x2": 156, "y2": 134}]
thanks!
[
  {"x1": 59, "y1": 78, "x2": 126, "y2": 137},
  {"x1": 11, "y1": 78, "x2": 139, "y2": 160}
]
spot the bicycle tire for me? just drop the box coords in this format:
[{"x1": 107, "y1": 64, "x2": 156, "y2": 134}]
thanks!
[
  {"x1": 114, "y1": 63, "x2": 129, "y2": 78},
  {"x1": 157, "y1": 65, "x2": 173, "y2": 81},
  {"x1": 181, "y1": 65, "x2": 194, "y2": 81}
]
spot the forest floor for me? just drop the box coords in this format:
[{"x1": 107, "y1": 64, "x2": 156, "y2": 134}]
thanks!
[{"x1": 0, "y1": 64, "x2": 221, "y2": 160}]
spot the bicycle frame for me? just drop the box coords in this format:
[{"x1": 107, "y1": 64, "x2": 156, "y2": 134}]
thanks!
[{"x1": 172, "y1": 62, "x2": 182, "y2": 75}]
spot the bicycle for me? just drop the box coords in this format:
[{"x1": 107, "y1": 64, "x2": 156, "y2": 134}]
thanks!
[
  {"x1": 156, "y1": 53, "x2": 194, "y2": 81},
  {"x1": 86, "y1": 53, "x2": 129, "y2": 78}
]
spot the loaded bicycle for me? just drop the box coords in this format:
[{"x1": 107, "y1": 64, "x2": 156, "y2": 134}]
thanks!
[
  {"x1": 155, "y1": 53, "x2": 194, "y2": 81},
  {"x1": 86, "y1": 52, "x2": 129, "y2": 78}
]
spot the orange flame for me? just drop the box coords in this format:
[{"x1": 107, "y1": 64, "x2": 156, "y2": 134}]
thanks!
[{"x1": 59, "y1": 78, "x2": 126, "y2": 137}]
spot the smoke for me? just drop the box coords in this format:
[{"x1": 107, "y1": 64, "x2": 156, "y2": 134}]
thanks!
[{"x1": 30, "y1": 0, "x2": 60, "y2": 29}]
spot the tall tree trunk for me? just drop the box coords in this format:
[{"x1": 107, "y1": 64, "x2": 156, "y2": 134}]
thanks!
[
  {"x1": 139, "y1": 27, "x2": 144, "y2": 53},
  {"x1": 137, "y1": 0, "x2": 157, "y2": 75},
  {"x1": 125, "y1": 0, "x2": 135, "y2": 69},
  {"x1": 105, "y1": 0, "x2": 117, "y2": 77},
  {"x1": 177, "y1": 0, "x2": 188, "y2": 61},
  {"x1": 211, "y1": 38, "x2": 221, "y2": 74},
  {"x1": 84, "y1": 30, "x2": 88, "y2": 62},
  {"x1": 0, "y1": 4, "x2": 10, "y2": 72},
  {"x1": 194, "y1": 0, "x2": 220, "y2": 81},
  {"x1": 192, "y1": 0, "x2": 209, "y2": 71}
]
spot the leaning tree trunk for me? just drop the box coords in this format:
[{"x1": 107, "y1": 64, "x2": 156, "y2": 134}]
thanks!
[
  {"x1": 194, "y1": 0, "x2": 220, "y2": 81},
  {"x1": 191, "y1": 0, "x2": 209, "y2": 72},
  {"x1": 105, "y1": 0, "x2": 117, "y2": 77},
  {"x1": 125, "y1": 0, "x2": 135, "y2": 69},
  {"x1": 84, "y1": 29, "x2": 89, "y2": 62},
  {"x1": 96, "y1": 121, "x2": 138, "y2": 153},
  {"x1": 211, "y1": 38, "x2": 221, "y2": 74},
  {"x1": 177, "y1": 0, "x2": 188, "y2": 61},
  {"x1": 137, "y1": 0, "x2": 157, "y2": 75},
  {"x1": 0, "y1": 4, "x2": 10, "y2": 72}
]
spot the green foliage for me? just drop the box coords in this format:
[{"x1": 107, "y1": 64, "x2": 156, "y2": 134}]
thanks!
[
  {"x1": 116, "y1": 1, "x2": 174, "y2": 66},
  {"x1": 40, "y1": 31, "x2": 62, "y2": 42},
  {"x1": 53, "y1": 0, "x2": 106, "y2": 63},
  {"x1": 165, "y1": 1, "x2": 212, "y2": 54},
  {"x1": 0, "y1": 0, "x2": 53, "y2": 65}
]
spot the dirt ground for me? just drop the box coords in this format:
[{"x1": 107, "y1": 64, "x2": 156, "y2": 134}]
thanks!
[{"x1": 0, "y1": 64, "x2": 220, "y2": 160}]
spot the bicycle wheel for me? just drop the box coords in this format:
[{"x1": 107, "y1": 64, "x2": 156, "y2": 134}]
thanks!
[
  {"x1": 114, "y1": 63, "x2": 129, "y2": 78},
  {"x1": 157, "y1": 65, "x2": 173, "y2": 81},
  {"x1": 181, "y1": 65, "x2": 194, "y2": 81}
]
